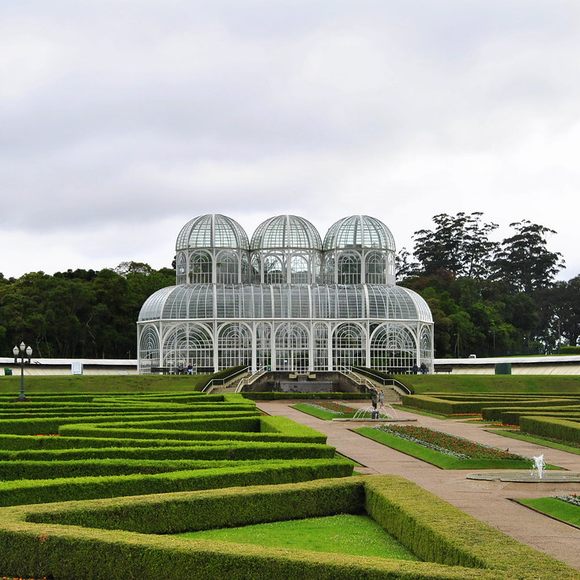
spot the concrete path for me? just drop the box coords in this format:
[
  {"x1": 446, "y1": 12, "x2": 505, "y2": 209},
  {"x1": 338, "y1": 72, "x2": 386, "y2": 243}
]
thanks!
[{"x1": 257, "y1": 401, "x2": 580, "y2": 570}]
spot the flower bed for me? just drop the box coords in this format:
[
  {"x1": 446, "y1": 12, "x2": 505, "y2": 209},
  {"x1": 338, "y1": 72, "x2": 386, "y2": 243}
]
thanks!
[
  {"x1": 309, "y1": 401, "x2": 357, "y2": 415},
  {"x1": 557, "y1": 494, "x2": 580, "y2": 507},
  {"x1": 374, "y1": 425, "x2": 526, "y2": 461}
]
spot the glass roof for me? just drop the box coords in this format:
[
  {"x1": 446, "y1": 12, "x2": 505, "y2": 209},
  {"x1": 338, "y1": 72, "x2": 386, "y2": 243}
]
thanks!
[
  {"x1": 323, "y1": 215, "x2": 396, "y2": 252},
  {"x1": 139, "y1": 284, "x2": 432, "y2": 323},
  {"x1": 176, "y1": 214, "x2": 250, "y2": 251},
  {"x1": 251, "y1": 215, "x2": 323, "y2": 251}
]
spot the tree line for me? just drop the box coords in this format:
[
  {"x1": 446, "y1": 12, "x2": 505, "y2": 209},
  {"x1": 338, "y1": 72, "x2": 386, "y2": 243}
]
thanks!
[
  {"x1": 397, "y1": 212, "x2": 579, "y2": 357},
  {"x1": 0, "y1": 263, "x2": 174, "y2": 359},
  {"x1": 0, "y1": 213, "x2": 578, "y2": 359}
]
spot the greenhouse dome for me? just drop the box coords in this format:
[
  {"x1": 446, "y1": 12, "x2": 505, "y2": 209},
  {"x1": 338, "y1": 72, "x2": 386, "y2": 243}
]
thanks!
[
  {"x1": 174, "y1": 214, "x2": 250, "y2": 285},
  {"x1": 138, "y1": 213, "x2": 433, "y2": 374},
  {"x1": 250, "y1": 215, "x2": 323, "y2": 285}
]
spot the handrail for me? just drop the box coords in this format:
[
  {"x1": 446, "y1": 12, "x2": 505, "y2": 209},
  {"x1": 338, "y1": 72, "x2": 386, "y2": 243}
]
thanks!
[
  {"x1": 352, "y1": 367, "x2": 412, "y2": 395},
  {"x1": 338, "y1": 365, "x2": 411, "y2": 396},
  {"x1": 202, "y1": 366, "x2": 250, "y2": 393},
  {"x1": 235, "y1": 367, "x2": 268, "y2": 393}
]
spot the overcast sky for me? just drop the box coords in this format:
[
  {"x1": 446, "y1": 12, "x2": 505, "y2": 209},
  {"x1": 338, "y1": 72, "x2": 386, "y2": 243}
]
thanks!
[{"x1": 1, "y1": 1, "x2": 578, "y2": 280}]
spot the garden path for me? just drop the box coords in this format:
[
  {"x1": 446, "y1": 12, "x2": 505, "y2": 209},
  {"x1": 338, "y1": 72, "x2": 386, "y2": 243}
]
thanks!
[{"x1": 256, "y1": 401, "x2": 580, "y2": 570}]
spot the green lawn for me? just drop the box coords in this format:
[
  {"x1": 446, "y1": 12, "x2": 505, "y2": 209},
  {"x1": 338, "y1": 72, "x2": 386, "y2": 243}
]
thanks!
[
  {"x1": 490, "y1": 429, "x2": 580, "y2": 455},
  {"x1": 517, "y1": 497, "x2": 580, "y2": 528},
  {"x1": 179, "y1": 513, "x2": 418, "y2": 560},
  {"x1": 354, "y1": 427, "x2": 555, "y2": 470},
  {"x1": 397, "y1": 375, "x2": 580, "y2": 394}
]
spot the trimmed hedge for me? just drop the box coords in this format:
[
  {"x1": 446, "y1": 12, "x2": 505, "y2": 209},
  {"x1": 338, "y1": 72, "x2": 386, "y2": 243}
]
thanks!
[
  {"x1": 520, "y1": 416, "x2": 580, "y2": 445},
  {"x1": 0, "y1": 459, "x2": 353, "y2": 507},
  {"x1": 0, "y1": 434, "x2": 227, "y2": 451},
  {"x1": 0, "y1": 476, "x2": 575, "y2": 579},
  {"x1": 59, "y1": 416, "x2": 328, "y2": 444},
  {"x1": 0, "y1": 410, "x2": 261, "y2": 435},
  {"x1": 26, "y1": 477, "x2": 365, "y2": 533},
  {"x1": 363, "y1": 477, "x2": 576, "y2": 577},
  {"x1": 0, "y1": 442, "x2": 335, "y2": 462}
]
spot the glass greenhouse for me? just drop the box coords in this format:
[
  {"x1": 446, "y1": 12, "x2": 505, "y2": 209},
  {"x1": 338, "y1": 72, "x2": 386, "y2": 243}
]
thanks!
[{"x1": 138, "y1": 214, "x2": 434, "y2": 373}]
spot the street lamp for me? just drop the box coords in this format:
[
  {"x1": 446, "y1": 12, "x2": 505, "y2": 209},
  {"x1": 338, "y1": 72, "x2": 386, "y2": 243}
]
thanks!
[{"x1": 12, "y1": 341, "x2": 32, "y2": 402}]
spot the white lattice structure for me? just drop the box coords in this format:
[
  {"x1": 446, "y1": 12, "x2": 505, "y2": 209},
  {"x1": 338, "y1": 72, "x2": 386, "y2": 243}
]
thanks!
[{"x1": 137, "y1": 214, "x2": 433, "y2": 374}]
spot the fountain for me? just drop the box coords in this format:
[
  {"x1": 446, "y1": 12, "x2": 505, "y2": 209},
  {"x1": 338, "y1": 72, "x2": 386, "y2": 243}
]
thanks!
[
  {"x1": 352, "y1": 403, "x2": 397, "y2": 421},
  {"x1": 531, "y1": 454, "x2": 546, "y2": 480}
]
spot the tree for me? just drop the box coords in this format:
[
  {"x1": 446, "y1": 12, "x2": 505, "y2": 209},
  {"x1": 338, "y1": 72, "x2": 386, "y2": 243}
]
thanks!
[
  {"x1": 412, "y1": 212, "x2": 499, "y2": 278},
  {"x1": 493, "y1": 220, "x2": 564, "y2": 292}
]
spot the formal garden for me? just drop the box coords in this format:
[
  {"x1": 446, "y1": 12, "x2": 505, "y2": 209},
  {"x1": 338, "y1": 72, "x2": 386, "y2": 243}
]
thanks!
[{"x1": 0, "y1": 377, "x2": 578, "y2": 579}]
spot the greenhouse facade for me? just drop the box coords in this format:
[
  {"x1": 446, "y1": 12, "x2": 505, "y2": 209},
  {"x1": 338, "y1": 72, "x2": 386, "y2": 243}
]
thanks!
[{"x1": 137, "y1": 214, "x2": 434, "y2": 374}]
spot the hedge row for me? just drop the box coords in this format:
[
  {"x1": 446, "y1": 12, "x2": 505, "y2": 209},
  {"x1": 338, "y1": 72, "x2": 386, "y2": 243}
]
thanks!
[
  {"x1": 481, "y1": 407, "x2": 580, "y2": 424},
  {"x1": 0, "y1": 410, "x2": 260, "y2": 435},
  {"x1": 0, "y1": 476, "x2": 575, "y2": 579},
  {"x1": 403, "y1": 394, "x2": 580, "y2": 416},
  {"x1": 0, "y1": 441, "x2": 334, "y2": 462},
  {"x1": 519, "y1": 416, "x2": 580, "y2": 445},
  {"x1": 0, "y1": 459, "x2": 352, "y2": 507},
  {"x1": 242, "y1": 392, "x2": 371, "y2": 400},
  {"x1": 0, "y1": 433, "x2": 227, "y2": 451},
  {"x1": 59, "y1": 416, "x2": 328, "y2": 444},
  {"x1": 363, "y1": 476, "x2": 576, "y2": 577}
]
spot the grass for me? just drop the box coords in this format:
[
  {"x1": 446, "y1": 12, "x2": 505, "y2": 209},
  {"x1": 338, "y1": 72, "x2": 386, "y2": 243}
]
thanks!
[
  {"x1": 489, "y1": 429, "x2": 580, "y2": 455},
  {"x1": 354, "y1": 427, "x2": 556, "y2": 470},
  {"x1": 292, "y1": 403, "x2": 354, "y2": 420},
  {"x1": 517, "y1": 497, "x2": 580, "y2": 528},
  {"x1": 396, "y1": 375, "x2": 580, "y2": 394},
  {"x1": 178, "y1": 513, "x2": 418, "y2": 561},
  {"x1": 0, "y1": 374, "x2": 210, "y2": 393}
]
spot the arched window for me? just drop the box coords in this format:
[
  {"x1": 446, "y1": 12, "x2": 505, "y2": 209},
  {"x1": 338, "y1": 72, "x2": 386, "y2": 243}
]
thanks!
[
  {"x1": 337, "y1": 253, "x2": 361, "y2": 284},
  {"x1": 218, "y1": 323, "x2": 251, "y2": 368},
  {"x1": 139, "y1": 325, "x2": 160, "y2": 372},
  {"x1": 420, "y1": 325, "x2": 432, "y2": 368},
  {"x1": 366, "y1": 252, "x2": 386, "y2": 284},
  {"x1": 275, "y1": 323, "x2": 309, "y2": 372},
  {"x1": 216, "y1": 251, "x2": 239, "y2": 284},
  {"x1": 264, "y1": 254, "x2": 285, "y2": 284},
  {"x1": 190, "y1": 252, "x2": 212, "y2": 284},
  {"x1": 312, "y1": 323, "x2": 329, "y2": 371},
  {"x1": 332, "y1": 323, "x2": 365, "y2": 369},
  {"x1": 290, "y1": 255, "x2": 309, "y2": 284},
  {"x1": 370, "y1": 324, "x2": 416, "y2": 373},
  {"x1": 256, "y1": 322, "x2": 272, "y2": 370},
  {"x1": 176, "y1": 253, "x2": 187, "y2": 285},
  {"x1": 163, "y1": 324, "x2": 213, "y2": 372}
]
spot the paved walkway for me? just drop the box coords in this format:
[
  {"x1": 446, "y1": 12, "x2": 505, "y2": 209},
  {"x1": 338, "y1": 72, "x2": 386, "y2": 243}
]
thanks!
[{"x1": 257, "y1": 401, "x2": 580, "y2": 570}]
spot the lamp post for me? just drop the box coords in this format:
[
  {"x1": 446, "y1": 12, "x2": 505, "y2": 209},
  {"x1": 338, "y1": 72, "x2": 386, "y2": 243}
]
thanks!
[{"x1": 12, "y1": 342, "x2": 32, "y2": 402}]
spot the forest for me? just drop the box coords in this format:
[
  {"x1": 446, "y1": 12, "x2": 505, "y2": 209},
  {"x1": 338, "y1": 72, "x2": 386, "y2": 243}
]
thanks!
[{"x1": 0, "y1": 212, "x2": 578, "y2": 359}]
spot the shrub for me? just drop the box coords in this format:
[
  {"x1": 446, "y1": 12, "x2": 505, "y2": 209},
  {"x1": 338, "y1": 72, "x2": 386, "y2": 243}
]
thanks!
[
  {"x1": 0, "y1": 459, "x2": 353, "y2": 507},
  {"x1": 520, "y1": 416, "x2": 580, "y2": 445}
]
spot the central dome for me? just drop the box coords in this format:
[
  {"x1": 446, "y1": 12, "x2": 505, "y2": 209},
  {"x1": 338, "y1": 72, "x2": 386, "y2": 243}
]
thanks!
[
  {"x1": 251, "y1": 215, "x2": 322, "y2": 251},
  {"x1": 323, "y1": 215, "x2": 396, "y2": 252}
]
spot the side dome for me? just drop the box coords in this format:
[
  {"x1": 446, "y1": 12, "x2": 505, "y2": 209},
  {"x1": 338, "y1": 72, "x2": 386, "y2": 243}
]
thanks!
[
  {"x1": 251, "y1": 215, "x2": 322, "y2": 250},
  {"x1": 323, "y1": 215, "x2": 396, "y2": 252},
  {"x1": 176, "y1": 214, "x2": 249, "y2": 251}
]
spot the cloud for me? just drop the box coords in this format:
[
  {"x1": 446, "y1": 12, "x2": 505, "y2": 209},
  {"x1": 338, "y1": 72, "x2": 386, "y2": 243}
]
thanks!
[{"x1": 0, "y1": 1, "x2": 578, "y2": 278}]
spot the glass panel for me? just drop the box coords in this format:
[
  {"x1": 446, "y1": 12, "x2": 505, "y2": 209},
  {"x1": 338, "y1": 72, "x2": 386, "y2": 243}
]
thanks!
[
  {"x1": 218, "y1": 323, "x2": 251, "y2": 368},
  {"x1": 332, "y1": 323, "x2": 365, "y2": 369},
  {"x1": 371, "y1": 324, "x2": 415, "y2": 373},
  {"x1": 190, "y1": 252, "x2": 212, "y2": 284},
  {"x1": 275, "y1": 323, "x2": 309, "y2": 372}
]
